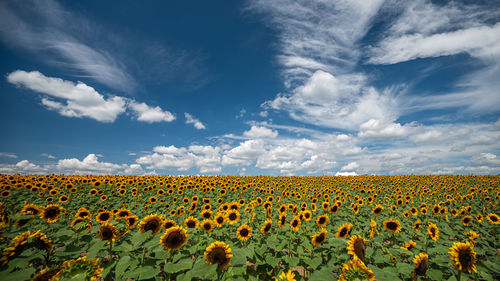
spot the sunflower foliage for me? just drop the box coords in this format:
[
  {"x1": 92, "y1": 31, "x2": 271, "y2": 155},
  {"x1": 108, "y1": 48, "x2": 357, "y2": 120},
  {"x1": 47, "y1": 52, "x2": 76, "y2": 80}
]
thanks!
[{"x1": 0, "y1": 174, "x2": 498, "y2": 281}]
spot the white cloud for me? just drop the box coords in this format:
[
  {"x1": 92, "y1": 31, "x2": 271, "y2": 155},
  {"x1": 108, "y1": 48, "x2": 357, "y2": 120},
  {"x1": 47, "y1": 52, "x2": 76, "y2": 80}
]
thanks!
[
  {"x1": 8, "y1": 70, "x2": 127, "y2": 122},
  {"x1": 358, "y1": 119, "x2": 415, "y2": 139},
  {"x1": 41, "y1": 153, "x2": 56, "y2": 159},
  {"x1": 335, "y1": 171, "x2": 358, "y2": 176},
  {"x1": 243, "y1": 125, "x2": 278, "y2": 139},
  {"x1": 56, "y1": 154, "x2": 125, "y2": 174},
  {"x1": 341, "y1": 162, "x2": 359, "y2": 171},
  {"x1": 264, "y1": 70, "x2": 398, "y2": 130},
  {"x1": 185, "y1": 113, "x2": 206, "y2": 130},
  {"x1": 0, "y1": 0, "x2": 135, "y2": 92},
  {"x1": 368, "y1": 23, "x2": 500, "y2": 65},
  {"x1": 129, "y1": 101, "x2": 175, "y2": 123},
  {"x1": 0, "y1": 152, "x2": 17, "y2": 159}
]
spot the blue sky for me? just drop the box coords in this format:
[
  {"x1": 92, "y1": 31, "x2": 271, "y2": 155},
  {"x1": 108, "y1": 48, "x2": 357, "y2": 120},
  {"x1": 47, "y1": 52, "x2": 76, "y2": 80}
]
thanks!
[{"x1": 1, "y1": 0, "x2": 499, "y2": 176}]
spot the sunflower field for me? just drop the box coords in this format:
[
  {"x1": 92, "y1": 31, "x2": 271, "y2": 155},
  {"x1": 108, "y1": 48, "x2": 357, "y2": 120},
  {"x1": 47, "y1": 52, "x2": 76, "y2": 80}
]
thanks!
[{"x1": 0, "y1": 174, "x2": 499, "y2": 281}]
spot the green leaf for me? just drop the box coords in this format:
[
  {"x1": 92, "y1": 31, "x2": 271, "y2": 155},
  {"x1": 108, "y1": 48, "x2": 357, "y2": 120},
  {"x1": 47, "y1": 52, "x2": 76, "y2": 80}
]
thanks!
[
  {"x1": 309, "y1": 256, "x2": 322, "y2": 270},
  {"x1": 114, "y1": 241, "x2": 133, "y2": 252},
  {"x1": 164, "y1": 258, "x2": 193, "y2": 273},
  {"x1": 87, "y1": 240, "x2": 106, "y2": 258},
  {"x1": 101, "y1": 260, "x2": 117, "y2": 279},
  {"x1": 0, "y1": 267, "x2": 35, "y2": 281},
  {"x1": 309, "y1": 267, "x2": 333, "y2": 281},
  {"x1": 265, "y1": 255, "x2": 279, "y2": 268},
  {"x1": 395, "y1": 262, "x2": 413, "y2": 275},
  {"x1": 231, "y1": 248, "x2": 248, "y2": 267},
  {"x1": 131, "y1": 232, "x2": 150, "y2": 248},
  {"x1": 186, "y1": 259, "x2": 217, "y2": 279},
  {"x1": 125, "y1": 266, "x2": 159, "y2": 279},
  {"x1": 115, "y1": 255, "x2": 131, "y2": 279},
  {"x1": 427, "y1": 268, "x2": 443, "y2": 281},
  {"x1": 368, "y1": 265, "x2": 401, "y2": 281}
]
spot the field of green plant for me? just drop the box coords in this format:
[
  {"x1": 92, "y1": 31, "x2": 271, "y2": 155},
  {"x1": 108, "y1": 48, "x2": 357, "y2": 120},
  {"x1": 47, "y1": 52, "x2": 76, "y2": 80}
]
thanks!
[{"x1": 0, "y1": 174, "x2": 499, "y2": 281}]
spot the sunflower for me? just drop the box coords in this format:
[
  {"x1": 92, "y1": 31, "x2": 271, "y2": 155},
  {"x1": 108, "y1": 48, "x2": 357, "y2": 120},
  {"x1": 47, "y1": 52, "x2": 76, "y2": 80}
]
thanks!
[
  {"x1": 0, "y1": 231, "x2": 30, "y2": 264},
  {"x1": 338, "y1": 258, "x2": 376, "y2": 281},
  {"x1": 125, "y1": 215, "x2": 139, "y2": 229},
  {"x1": 226, "y1": 210, "x2": 240, "y2": 225},
  {"x1": 411, "y1": 252, "x2": 429, "y2": 278},
  {"x1": 290, "y1": 216, "x2": 301, "y2": 232},
  {"x1": 76, "y1": 208, "x2": 91, "y2": 219},
  {"x1": 465, "y1": 230, "x2": 479, "y2": 244},
  {"x1": 97, "y1": 223, "x2": 118, "y2": 242},
  {"x1": 401, "y1": 240, "x2": 416, "y2": 251},
  {"x1": 237, "y1": 225, "x2": 252, "y2": 241},
  {"x1": 276, "y1": 269, "x2": 296, "y2": 281},
  {"x1": 476, "y1": 213, "x2": 484, "y2": 223},
  {"x1": 201, "y1": 209, "x2": 213, "y2": 220},
  {"x1": 410, "y1": 207, "x2": 418, "y2": 216},
  {"x1": 302, "y1": 210, "x2": 312, "y2": 221},
  {"x1": 204, "y1": 241, "x2": 233, "y2": 269},
  {"x1": 383, "y1": 219, "x2": 402, "y2": 233},
  {"x1": 369, "y1": 219, "x2": 378, "y2": 238},
  {"x1": 278, "y1": 213, "x2": 287, "y2": 228},
  {"x1": 214, "y1": 213, "x2": 225, "y2": 227},
  {"x1": 486, "y1": 213, "x2": 499, "y2": 224},
  {"x1": 315, "y1": 214, "x2": 329, "y2": 228},
  {"x1": 427, "y1": 222, "x2": 439, "y2": 242},
  {"x1": 96, "y1": 211, "x2": 113, "y2": 224},
  {"x1": 336, "y1": 223, "x2": 353, "y2": 239},
  {"x1": 372, "y1": 205, "x2": 383, "y2": 216},
  {"x1": 160, "y1": 226, "x2": 188, "y2": 251},
  {"x1": 32, "y1": 266, "x2": 62, "y2": 281},
  {"x1": 163, "y1": 219, "x2": 177, "y2": 230},
  {"x1": 138, "y1": 214, "x2": 163, "y2": 235},
  {"x1": 311, "y1": 228, "x2": 327, "y2": 247},
  {"x1": 30, "y1": 230, "x2": 52, "y2": 251},
  {"x1": 184, "y1": 216, "x2": 199, "y2": 229},
  {"x1": 461, "y1": 215, "x2": 472, "y2": 226},
  {"x1": 347, "y1": 235, "x2": 367, "y2": 262},
  {"x1": 413, "y1": 220, "x2": 421, "y2": 232},
  {"x1": 261, "y1": 219, "x2": 272, "y2": 235},
  {"x1": 115, "y1": 209, "x2": 131, "y2": 219},
  {"x1": 71, "y1": 217, "x2": 89, "y2": 231},
  {"x1": 201, "y1": 219, "x2": 214, "y2": 233},
  {"x1": 51, "y1": 256, "x2": 103, "y2": 281},
  {"x1": 449, "y1": 242, "x2": 477, "y2": 273},
  {"x1": 21, "y1": 204, "x2": 42, "y2": 216},
  {"x1": 41, "y1": 204, "x2": 65, "y2": 223}
]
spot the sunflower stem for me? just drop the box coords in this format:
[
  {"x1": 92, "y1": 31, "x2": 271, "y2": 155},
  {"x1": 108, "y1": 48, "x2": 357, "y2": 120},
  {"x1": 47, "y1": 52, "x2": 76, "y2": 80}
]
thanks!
[
  {"x1": 457, "y1": 271, "x2": 462, "y2": 281},
  {"x1": 108, "y1": 240, "x2": 113, "y2": 258}
]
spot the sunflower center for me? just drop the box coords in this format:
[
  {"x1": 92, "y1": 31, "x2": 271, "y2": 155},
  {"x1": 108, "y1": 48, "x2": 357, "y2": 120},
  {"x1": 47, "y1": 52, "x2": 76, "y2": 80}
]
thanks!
[
  {"x1": 415, "y1": 258, "x2": 429, "y2": 276},
  {"x1": 187, "y1": 221, "x2": 195, "y2": 228},
  {"x1": 431, "y1": 228, "x2": 436, "y2": 235},
  {"x1": 353, "y1": 239, "x2": 365, "y2": 261},
  {"x1": 217, "y1": 217, "x2": 223, "y2": 224},
  {"x1": 46, "y1": 208, "x2": 59, "y2": 218},
  {"x1": 204, "y1": 223, "x2": 211, "y2": 230},
  {"x1": 145, "y1": 220, "x2": 160, "y2": 231},
  {"x1": 229, "y1": 213, "x2": 237, "y2": 220},
  {"x1": 339, "y1": 228, "x2": 348, "y2": 237},
  {"x1": 387, "y1": 222, "x2": 398, "y2": 230},
  {"x1": 209, "y1": 248, "x2": 227, "y2": 265},
  {"x1": 458, "y1": 249, "x2": 472, "y2": 268},
  {"x1": 166, "y1": 232, "x2": 184, "y2": 247},
  {"x1": 315, "y1": 233, "x2": 325, "y2": 243},
  {"x1": 101, "y1": 228, "x2": 114, "y2": 240},
  {"x1": 264, "y1": 224, "x2": 271, "y2": 232},
  {"x1": 318, "y1": 217, "x2": 325, "y2": 224},
  {"x1": 491, "y1": 216, "x2": 498, "y2": 222},
  {"x1": 292, "y1": 220, "x2": 298, "y2": 227},
  {"x1": 99, "y1": 213, "x2": 110, "y2": 221},
  {"x1": 164, "y1": 222, "x2": 174, "y2": 229}
]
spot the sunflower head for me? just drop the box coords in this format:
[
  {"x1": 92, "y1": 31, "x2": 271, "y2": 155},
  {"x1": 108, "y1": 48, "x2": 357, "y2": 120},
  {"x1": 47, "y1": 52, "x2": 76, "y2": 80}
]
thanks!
[
  {"x1": 412, "y1": 252, "x2": 429, "y2": 277},
  {"x1": 427, "y1": 222, "x2": 440, "y2": 242},
  {"x1": 201, "y1": 219, "x2": 214, "y2": 233},
  {"x1": 290, "y1": 216, "x2": 301, "y2": 232},
  {"x1": 449, "y1": 242, "x2": 477, "y2": 273},
  {"x1": 486, "y1": 213, "x2": 499, "y2": 224},
  {"x1": 311, "y1": 228, "x2": 327, "y2": 247},
  {"x1": 336, "y1": 223, "x2": 353, "y2": 239},
  {"x1": 237, "y1": 225, "x2": 252, "y2": 241},
  {"x1": 30, "y1": 230, "x2": 52, "y2": 251},
  {"x1": 383, "y1": 219, "x2": 402, "y2": 233},
  {"x1": 0, "y1": 231, "x2": 31, "y2": 264},
  {"x1": 260, "y1": 219, "x2": 272, "y2": 235},
  {"x1": 461, "y1": 215, "x2": 472, "y2": 226},
  {"x1": 372, "y1": 205, "x2": 383, "y2": 216},
  {"x1": 96, "y1": 211, "x2": 113, "y2": 224},
  {"x1": 163, "y1": 219, "x2": 177, "y2": 230},
  {"x1": 184, "y1": 216, "x2": 199, "y2": 229},
  {"x1": 160, "y1": 226, "x2": 188, "y2": 251},
  {"x1": 204, "y1": 241, "x2": 233, "y2": 269},
  {"x1": 346, "y1": 235, "x2": 367, "y2": 262},
  {"x1": 32, "y1": 266, "x2": 62, "y2": 281},
  {"x1": 138, "y1": 214, "x2": 163, "y2": 235},
  {"x1": 214, "y1": 213, "x2": 225, "y2": 227},
  {"x1": 97, "y1": 223, "x2": 118, "y2": 242},
  {"x1": 401, "y1": 240, "x2": 416, "y2": 251},
  {"x1": 21, "y1": 204, "x2": 42, "y2": 216},
  {"x1": 226, "y1": 210, "x2": 240, "y2": 225},
  {"x1": 41, "y1": 204, "x2": 65, "y2": 223},
  {"x1": 338, "y1": 258, "x2": 376, "y2": 281},
  {"x1": 316, "y1": 214, "x2": 329, "y2": 227},
  {"x1": 413, "y1": 220, "x2": 421, "y2": 232},
  {"x1": 276, "y1": 269, "x2": 297, "y2": 281},
  {"x1": 51, "y1": 256, "x2": 103, "y2": 281}
]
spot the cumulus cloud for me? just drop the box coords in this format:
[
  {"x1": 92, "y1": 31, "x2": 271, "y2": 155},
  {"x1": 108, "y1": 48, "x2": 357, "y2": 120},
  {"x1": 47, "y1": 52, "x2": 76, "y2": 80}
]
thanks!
[
  {"x1": 7, "y1": 70, "x2": 127, "y2": 122},
  {"x1": 129, "y1": 101, "x2": 175, "y2": 123},
  {"x1": 7, "y1": 70, "x2": 178, "y2": 124},
  {"x1": 185, "y1": 113, "x2": 206, "y2": 130},
  {"x1": 341, "y1": 162, "x2": 359, "y2": 171},
  {"x1": 358, "y1": 119, "x2": 415, "y2": 139},
  {"x1": 243, "y1": 125, "x2": 278, "y2": 139},
  {"x1": 335, "y1": 171, "x2": 358, "y2": 176},
  {"x1": 56, "y1": 154, "x2": 125, "y2": 174}
]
